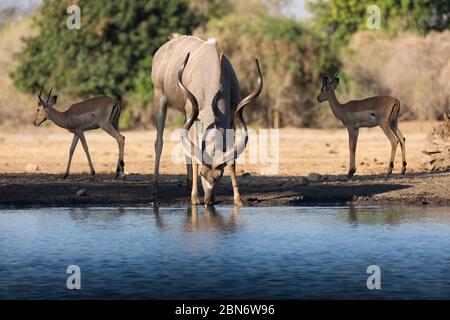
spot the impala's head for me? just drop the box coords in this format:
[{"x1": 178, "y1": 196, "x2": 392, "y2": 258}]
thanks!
[
  {"x1": 317, "y1": 76, "x2": 339, "y2": 103},
  {"x1": 178, "y1": 52, "x2": 263, "y2": 206},
  {"x1": 34, "y1": 87, "x2": 57, "y2": 126}
]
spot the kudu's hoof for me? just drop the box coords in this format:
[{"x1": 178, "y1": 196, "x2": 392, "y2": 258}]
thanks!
[
  {"x1": 62, "y1": 173, "x2": 69, "y2": 180},
  {"x1": 191, "y1": 195, "x2": 201, "y2": 205},
  {"x1": 234, "y1": 198, "x2": 243, "y2": 207}
]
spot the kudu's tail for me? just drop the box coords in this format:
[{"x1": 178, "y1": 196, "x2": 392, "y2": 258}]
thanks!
[{"x1": 111, "y1": 100, "x2": 122, "y2": 130}]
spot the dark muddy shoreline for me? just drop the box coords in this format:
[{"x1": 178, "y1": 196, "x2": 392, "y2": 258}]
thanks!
[{"x1": 0, "y1": 171, "x2": 449, "y2": 208}]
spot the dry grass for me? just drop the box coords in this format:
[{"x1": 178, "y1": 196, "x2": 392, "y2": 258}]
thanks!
[
  {"x1": 0, "y1": 17, "x2": 37, "y2": 128},
  {"x1": 0, "y1": 121, "x2": 436, "y2": 177},
  {"x1": 343, "y1": 31, "x2": 450, "y2": 120}
]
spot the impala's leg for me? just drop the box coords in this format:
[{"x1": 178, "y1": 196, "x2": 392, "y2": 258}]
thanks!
[
  {"x1": 152, "y1": 95, "x2": 168, "y2": 203},
  {"x1": 230, "y1": 163, "x2": 243, "y2": 207},
  {"x1": 392, "y1": 120, "x2": 407, "y2": 174},
  {"x1": 78, "y1": 131, "x2": 95, "y2": 176},
  {"x1": 347, "y1": 127, "x2": 359, "y2": 179},
  {"x1": 63, "y1": 134, "x2": 79, "y2": 179},
  {"x1": 191, "y1": 121, "x2": 200, "y2": 205},
  {"x1": 101, "y1": 124, "x2": 125, "y2": 178},
  {"x1": 381, "y1": 124, "x2": 398, "y2": 176}
]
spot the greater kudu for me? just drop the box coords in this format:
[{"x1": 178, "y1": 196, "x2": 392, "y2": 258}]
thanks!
[
  {"x1": 33, "y1": 87, "x2": 125, "y2": 179},
  {"x1": 151, "y1": 35, "x2": 263, "y2": 206},
  {"x1": 317, "y1": 76, "x2": 406, "y2": 178}
]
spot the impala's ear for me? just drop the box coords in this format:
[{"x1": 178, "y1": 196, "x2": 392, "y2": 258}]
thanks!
[
  {"x1": 48, "y1": 95, "x2": 57, "y2": 106},
  {"x1": 332, "y1": 77, "x2": 339, "y2": 89}
]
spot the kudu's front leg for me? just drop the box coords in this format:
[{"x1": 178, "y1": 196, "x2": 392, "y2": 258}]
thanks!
[
  {"x1": 78, "y1": 131, "x2": 95, "y2": 177},
  {"x1": 230, "y1": 164, "x2": 243, "y2": 207},
  {"x1": 63, "y1": 134, "x2": 79, "y2": 179},
  {"x1": 347, "y1": 127, "x2": 359, "y2": 179},
  {"x1": 152, "y1": 95, "x2": 168, "y2": 204}
]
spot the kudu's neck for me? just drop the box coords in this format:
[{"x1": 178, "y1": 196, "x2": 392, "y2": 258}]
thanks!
[
  {"x1": 327, "y1": 89, "x2": 345, "y2": 120},
  {"x1": 47, "y1": 108, "x2": 68, "y2": 129}
]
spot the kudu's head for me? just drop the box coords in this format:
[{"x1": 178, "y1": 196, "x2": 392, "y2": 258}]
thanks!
[
  {"x1": 34, "y1": 87, "x2": 57, "y2": 126},
  {"x1": 317, "y1": 76, "x2": 339, "y2": 103},
  {"x1": 178, "y1": 53, "x2": 263, "y2": 206}
]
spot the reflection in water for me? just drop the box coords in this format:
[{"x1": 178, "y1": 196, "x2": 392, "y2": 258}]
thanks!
[
  {"x1": 184, "y1": 205, "x2": 239, "y2": 233},
  {"x1": 1, "y1": 206, "x2": 449, "y2": 299},
  {"x1": 346, "y1": 205, "x2": 450, "y2": 226},
  {"x1": 152, "y1": 205, "x2": 239, "y2": 233}
]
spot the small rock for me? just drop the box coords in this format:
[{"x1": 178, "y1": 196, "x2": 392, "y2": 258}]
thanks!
[
  {"x1": 242, "y1": 172, "x2": 252, "y2": 178},
  {"x1": 360, "y1": 161, "x2": 365, "y2": 165},
  {"x1": 308, "y1": 172, "x2": 322, "y2": 183},
  {"x1": 76, "y1": 189, "x2": 87, "y2": 197},
  {"x1": 374, "y1": 158, "x2": 378, "y2": 162},
  {"x1": 296, "y1": 176, "x2": 310, "y2": 186},
  {"x1": 25, "y1": 164, "x2": 39, "y2": 172}
]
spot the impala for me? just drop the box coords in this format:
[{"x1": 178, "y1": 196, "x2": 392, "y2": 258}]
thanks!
[
  {"x1": 151, "y1": 35, "x2": 263, "y2": 206},
  {"x1": 317, "y1": 76, "x2": 406, "y2": 178},
  {"x1": 33, "y1": 87, "x2": 125, "y2": 179}
]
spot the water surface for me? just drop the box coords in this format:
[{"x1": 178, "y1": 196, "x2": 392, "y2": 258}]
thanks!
[{"x1": 0, "y1": 206, "x2": 449, "y2": 299}]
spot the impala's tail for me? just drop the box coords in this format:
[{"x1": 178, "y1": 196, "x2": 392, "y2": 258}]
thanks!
[
  {"x1": 111, "y1": 100, "x2": 122, "y2": 130},
  {"x1": 389, "y1": 99, "x2": 401, "y2": 129}
]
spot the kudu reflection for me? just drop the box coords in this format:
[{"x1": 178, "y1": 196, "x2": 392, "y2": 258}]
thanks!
[{"x1": 152, "y1": 206, "x2": 239, "y2": 233}]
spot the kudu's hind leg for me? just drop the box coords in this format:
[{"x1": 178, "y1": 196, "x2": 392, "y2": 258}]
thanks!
[
  {"x1": 190, "y1": 121, "x2": 200, "y2": 205},
  {"x1": 63, "y1": 134, "x2": 79, "y2": 179},
  {"x1": 185, "y1": 154, "x2": 193, "y2": 189},
  {"x1": 101, "y1": 124, "x2": 125, "y2": 178},
  {"x1": 152, "y1": 95, "x2": 168, "y2": 203},
  {"x1": 78, "y1": 131, "x2": 95, "y2": 177}
]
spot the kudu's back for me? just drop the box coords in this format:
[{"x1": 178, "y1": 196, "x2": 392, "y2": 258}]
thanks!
[{"x1": 151, "y1": 35, "x2": 240, "y2": 120}]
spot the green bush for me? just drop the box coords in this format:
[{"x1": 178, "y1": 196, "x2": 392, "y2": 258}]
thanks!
[
  {"x1": 12, "y1": 0, "x2": 198, "y2": 101},
  {"x1": 204, "y1": 13, "x2": 336, "y2": 127}
]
